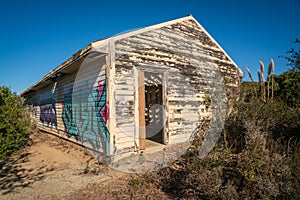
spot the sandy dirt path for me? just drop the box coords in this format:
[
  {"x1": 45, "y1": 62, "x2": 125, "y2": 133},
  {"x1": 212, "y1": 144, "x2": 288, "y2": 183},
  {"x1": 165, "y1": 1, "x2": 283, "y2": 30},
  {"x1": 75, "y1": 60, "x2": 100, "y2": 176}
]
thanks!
[{"x1": 0, "y1": 132, "x2": 125, "y2": 200}]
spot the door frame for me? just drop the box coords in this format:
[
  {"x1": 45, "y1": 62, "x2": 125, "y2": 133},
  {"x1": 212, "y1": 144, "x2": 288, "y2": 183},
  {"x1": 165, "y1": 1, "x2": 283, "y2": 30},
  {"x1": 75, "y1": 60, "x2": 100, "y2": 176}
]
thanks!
[{"x1": 134, "y1": 65, "x2": 169, "y2": 150}]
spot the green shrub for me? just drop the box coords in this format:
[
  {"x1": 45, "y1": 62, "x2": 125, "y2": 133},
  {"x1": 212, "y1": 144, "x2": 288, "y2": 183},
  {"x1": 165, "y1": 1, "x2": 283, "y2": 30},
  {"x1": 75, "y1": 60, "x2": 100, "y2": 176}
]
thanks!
[
  {"x1": 225, "y1": 97, "x2": 300, "y2": 198},
  {"x1": 273, "y1": 70, "x2": 300, "y2": 108},
  {"x1": 0, "y1": 86, "x2": 30, "y2": 159},
  {"x1": 145, "y1": 97, "x2": 300, "y2": 199}
]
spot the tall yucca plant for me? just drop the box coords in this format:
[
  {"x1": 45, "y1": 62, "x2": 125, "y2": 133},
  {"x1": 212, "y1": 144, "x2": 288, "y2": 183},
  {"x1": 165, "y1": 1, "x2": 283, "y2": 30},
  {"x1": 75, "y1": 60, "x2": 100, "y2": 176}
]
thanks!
[
  {"x1": 257, "y1": 70, "x2": 265, "y2": 102},
  {"x1": 246, "y1": 59, "x2": 275, "y2": 102},
  {"x1": 269, "y1": 59, "x2": 275, "y2": 99},
  {"x1": 259, "y1": 61, "x2": 266, "y2": 102},
  {"x1": 246, "y1": 67, "x2": 258, "y2": 98},
  {"x1": 246, "y1": 67, "x2": 254, "y2": 82},
  {"x1": 267, "y1": 59, "x2": 275, "y2": 99}
]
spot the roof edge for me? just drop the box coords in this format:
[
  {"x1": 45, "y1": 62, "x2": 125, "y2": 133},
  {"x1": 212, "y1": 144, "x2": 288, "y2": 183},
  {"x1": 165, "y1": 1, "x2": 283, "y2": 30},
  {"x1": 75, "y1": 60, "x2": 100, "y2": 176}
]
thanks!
[
  {"x1": 22, "y1": 14, "x2": 243, "y2": 96},
  {"x1": 188, "y1": 15, "x2": 243, "y2": 77},
  {"x1": 20, "y1": 44, "x2": 92, "y2": 96},
  {"x1": 93, "y1": 15, "x2": 194, "y2": 45},
  {"x1": 92, "y1": 14, "x2": 243, "y2": 77}
]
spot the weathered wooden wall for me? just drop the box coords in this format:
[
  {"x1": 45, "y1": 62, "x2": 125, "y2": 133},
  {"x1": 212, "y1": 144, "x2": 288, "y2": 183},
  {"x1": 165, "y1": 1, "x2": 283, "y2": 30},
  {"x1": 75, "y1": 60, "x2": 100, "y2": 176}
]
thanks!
[
  {"x1": 23, "y1": 17, "x2": 241, "y2": 162},
  {"x1": 113, "y1": 19, "x2": 240, "y2": 150},
  {"x1": 24, "y1": 53, "x2": 110, "y2": 159}
]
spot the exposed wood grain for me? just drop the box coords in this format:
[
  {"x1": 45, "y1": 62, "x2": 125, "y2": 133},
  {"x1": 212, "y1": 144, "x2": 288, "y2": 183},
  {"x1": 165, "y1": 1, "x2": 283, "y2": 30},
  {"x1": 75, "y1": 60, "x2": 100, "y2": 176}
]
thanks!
[{"x1": 138, "y1": 70, "x2": 146, "y2": 150}]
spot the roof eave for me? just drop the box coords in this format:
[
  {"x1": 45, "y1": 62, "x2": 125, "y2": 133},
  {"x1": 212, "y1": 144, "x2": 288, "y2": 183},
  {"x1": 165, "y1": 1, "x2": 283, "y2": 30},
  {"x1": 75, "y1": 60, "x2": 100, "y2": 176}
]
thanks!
[{"x1": 20, "y1": 44, "x2": 93, "y2": 96}]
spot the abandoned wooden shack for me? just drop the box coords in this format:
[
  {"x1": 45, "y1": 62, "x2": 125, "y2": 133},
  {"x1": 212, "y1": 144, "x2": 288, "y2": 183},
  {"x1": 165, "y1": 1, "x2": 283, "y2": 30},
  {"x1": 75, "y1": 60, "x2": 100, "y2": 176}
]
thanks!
[{"x1": 21, "y1": 15, "x2": 242, "y2": 165}]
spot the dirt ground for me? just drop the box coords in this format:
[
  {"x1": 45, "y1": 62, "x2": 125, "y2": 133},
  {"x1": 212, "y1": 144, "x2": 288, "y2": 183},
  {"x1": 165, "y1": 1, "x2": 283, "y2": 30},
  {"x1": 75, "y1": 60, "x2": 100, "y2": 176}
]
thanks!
[{"x1": 0, "y1": 131, "x2": 128, "y2": 200}]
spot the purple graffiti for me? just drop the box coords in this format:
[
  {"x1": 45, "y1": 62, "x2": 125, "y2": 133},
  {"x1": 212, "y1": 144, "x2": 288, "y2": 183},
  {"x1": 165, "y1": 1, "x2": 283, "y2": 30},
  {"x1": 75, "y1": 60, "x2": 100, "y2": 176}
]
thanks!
[{"x1": 40, "y1": 104, "x2": 57, "y2": 127}]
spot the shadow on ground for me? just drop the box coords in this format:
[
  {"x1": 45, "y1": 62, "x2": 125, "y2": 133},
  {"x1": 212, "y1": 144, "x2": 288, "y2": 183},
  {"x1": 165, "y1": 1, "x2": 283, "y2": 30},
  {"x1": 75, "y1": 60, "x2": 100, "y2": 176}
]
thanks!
[{"x1": 0, "y1": 150, "x2": 48, "y2": 195}]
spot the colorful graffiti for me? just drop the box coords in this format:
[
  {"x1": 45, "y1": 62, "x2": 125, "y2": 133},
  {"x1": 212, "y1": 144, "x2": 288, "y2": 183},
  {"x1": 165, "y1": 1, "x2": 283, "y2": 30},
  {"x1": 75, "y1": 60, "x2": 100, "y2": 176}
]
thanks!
[
  {"x1": 40, "y1": 104, "x2": 57, "y2": 127},
  {"x1": 62, "y1": 80, "x2": 110, "y2": 155}
]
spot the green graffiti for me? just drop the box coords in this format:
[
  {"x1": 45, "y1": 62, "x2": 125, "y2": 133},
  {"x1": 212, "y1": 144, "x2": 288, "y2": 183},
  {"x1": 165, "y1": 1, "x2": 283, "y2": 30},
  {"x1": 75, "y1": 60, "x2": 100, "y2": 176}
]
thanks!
[{"x1": 62, "y1": 80, "x2": 109, "y2": 155}]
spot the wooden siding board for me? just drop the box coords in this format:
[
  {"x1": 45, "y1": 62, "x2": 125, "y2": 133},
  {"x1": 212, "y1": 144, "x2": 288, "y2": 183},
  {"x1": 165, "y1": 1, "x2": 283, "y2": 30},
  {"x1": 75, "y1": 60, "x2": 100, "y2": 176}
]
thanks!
[
  {"x1": 114, "y1": 19, "x2": 237, "y2": 143},
  {"x1": 26, "y1": 54, "x2": 110, "y2": 160},
  {"x1": 24, "y1": 16, "x2": 240, "y2": 161}
]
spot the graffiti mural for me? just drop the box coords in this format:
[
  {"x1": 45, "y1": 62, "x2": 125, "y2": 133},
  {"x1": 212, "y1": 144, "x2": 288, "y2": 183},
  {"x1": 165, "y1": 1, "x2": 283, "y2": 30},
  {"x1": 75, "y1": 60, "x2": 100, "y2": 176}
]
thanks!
[
  {"x1": 39, "y1": 90, "x2": 57, "y2": 127},
  {"x1": 62, "y1": 80, "x2": 110, "y2": 155},
  {"x1": 40, "y1": 104, "x2": 57, "y2": 127}
]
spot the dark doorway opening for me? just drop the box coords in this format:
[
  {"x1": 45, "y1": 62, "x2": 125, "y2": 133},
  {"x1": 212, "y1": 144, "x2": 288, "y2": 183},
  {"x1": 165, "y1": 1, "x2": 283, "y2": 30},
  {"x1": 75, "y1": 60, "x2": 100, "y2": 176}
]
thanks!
[{"x1": 144, "y1": 72, "x2": 164, "y2": 144}]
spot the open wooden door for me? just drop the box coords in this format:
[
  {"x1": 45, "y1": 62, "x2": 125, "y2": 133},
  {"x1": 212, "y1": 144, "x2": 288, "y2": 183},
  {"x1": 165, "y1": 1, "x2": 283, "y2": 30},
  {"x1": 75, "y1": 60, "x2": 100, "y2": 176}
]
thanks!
[{"x1": 138, "y1": 70, "x2": 146, "y2": 150}]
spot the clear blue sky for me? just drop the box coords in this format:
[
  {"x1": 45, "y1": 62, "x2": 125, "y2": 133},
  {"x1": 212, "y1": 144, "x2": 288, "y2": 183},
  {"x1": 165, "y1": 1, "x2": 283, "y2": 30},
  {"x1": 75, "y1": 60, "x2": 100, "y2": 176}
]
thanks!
[{"x1": 0, "y1": 0, "x2": 299, "y2": 94}]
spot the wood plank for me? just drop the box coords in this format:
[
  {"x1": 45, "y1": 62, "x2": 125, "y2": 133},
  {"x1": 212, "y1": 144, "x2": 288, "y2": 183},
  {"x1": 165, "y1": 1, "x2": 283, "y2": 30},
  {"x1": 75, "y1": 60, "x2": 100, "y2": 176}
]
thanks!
[
  {"x1": 133, "y1": 67, "x2": 139, "y2": 151},
  {"x1": 162, "y1": 71, "x2": 169, "y2": 144},
  {"x1": 138, "y1": 70, "x2": 146, "y2": 150}
]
